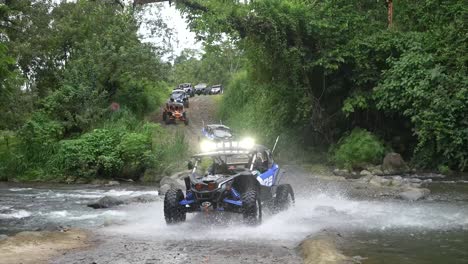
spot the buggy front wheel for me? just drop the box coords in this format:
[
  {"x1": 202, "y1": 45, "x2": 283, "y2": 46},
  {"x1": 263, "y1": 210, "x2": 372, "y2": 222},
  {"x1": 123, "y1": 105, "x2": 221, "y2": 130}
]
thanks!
[
  {"x1": 164, "y1": 189, "x2": 186, "y2": 224},
  {"x1": 242, "y1": 189, "x2": 262, "y2": 225}
]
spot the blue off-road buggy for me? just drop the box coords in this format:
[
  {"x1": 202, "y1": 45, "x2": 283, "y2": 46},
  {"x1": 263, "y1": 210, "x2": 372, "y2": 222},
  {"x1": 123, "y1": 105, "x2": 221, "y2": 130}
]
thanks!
[{"x1": 163, "y1": 139, "x2": 294, "y2": 224}]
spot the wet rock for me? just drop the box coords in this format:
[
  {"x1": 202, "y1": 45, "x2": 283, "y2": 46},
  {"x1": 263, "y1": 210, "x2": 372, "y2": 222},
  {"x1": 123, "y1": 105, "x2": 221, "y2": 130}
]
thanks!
[
  {"x1": 380, "y1": 178, "x2": 391, "y2": 186},
  {"x1": 399, "y1": 188, "x2": 430, "y2": 201},
  {"x1": 369, "y1": 176, "x2": 390, "y2": 187},
  {"x1": 37, "y1": 223, "x2": 70, "y2": 232},
  {"x1": 382, "y1": 153, "x2": 409, "y2": 175},
  {"x1": 422, "y1": 179, "x2": 432, "y2": 186},
  {"x1": 333, "y1": 169, "x2": 349, "y2": 177},
  {"x1": 0, "y1": 234, "x2": 8, "y2": 241},
  {"x1": 128, "y1": 194, "x2": 158, "y2": 203},
  {"x1": 409, "y1": 178, "x2": 422, "y2": 183},
  {"x1": 87, "y1": 196, "x2": 124, "y2": 209},
  {"x1": 357, "y1": 175, "x2": 373, "y2": 184},
  {"x1": 301, "y1": 232, "x2": 351, "y2": 264},
  {"x1": 159, "y1": 184, "x2": 171, "y2": 195},
  {"x1": 159, "y1": 176, "x2": 185, "y2": 189},
  {"x1": 105, "y1": 180, "x2": 120, "y2": 186},
  {"x1": 390, "y1": 176, "x2": 404, "y2": 187},
  {"x1": 359, "y1": 170, "x2": 372, "y2": 176},
  {"x1": 410, "y1": 183, "x2": 422, "y2": 188},
  {"x1": 367, "y1": 165, "x2": 384, "y2": 175},
  {"x1": 170, "y1": 171, "x2": 189, "y2": 179}
]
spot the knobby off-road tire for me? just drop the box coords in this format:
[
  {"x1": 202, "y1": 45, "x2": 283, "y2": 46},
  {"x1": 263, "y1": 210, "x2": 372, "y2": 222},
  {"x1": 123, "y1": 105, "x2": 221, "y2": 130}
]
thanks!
[
  {"x1": 164, "y1": 189, "x2": 186, "y2": 224},
  {"x1": 274, "y1": 184, "x2": 295, "y2": 212},
  {"x1": 162, "y1": 112, "x2": 167, "y2": 122},
  {"x1": 242, "y1": 189, "x2": 262, "y2": 225}
]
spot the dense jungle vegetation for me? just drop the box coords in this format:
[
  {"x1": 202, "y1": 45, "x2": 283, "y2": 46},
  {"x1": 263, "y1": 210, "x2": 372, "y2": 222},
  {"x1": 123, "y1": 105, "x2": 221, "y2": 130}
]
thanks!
[
  {"x1": 0, "y1": 0, "x2": 189, "y2": 182},
  {"x1": 0, "y1": 0, "x2": 466, "y2": 182},
  {"x1": 175, "y1": 0, "x2": 467, "y2": 172}
]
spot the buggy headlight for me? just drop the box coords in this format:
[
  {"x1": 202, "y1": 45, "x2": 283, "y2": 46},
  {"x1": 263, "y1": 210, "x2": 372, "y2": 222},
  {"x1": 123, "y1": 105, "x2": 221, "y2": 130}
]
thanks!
[
  {"x1": 239, "y1": 137, "x2": 255, "y2": 149},
  {"x1": 200, "y1": 140, "x2": 216, "y2": 152}
]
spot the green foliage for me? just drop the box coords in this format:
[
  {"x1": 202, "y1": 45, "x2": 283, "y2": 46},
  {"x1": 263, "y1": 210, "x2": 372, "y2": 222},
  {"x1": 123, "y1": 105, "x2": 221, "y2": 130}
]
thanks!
[
  {"x1": 55, "y1": 129, "x2": 124, "y2": 179},
  {"x1": 331, "y1": 128, "x2": 385, "y2": 170},
  {"x1": 180, "y1": 0, "x2": 467, "y2": 170},
  {"x1": 375, "y1": 50, "x2": 468, "y2": 171},
  {"x1": 170, "y1": 39, "x2": 245, "y2": 87},
  {"x1": 218, "y1": 70, "x2": 291, "y2": 145}
]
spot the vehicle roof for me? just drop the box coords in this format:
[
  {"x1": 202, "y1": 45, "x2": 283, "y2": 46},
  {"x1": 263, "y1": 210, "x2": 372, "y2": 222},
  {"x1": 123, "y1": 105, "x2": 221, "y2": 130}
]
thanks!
[
  {"x1": 211, "y1": 84, "x2": 222, "y2": 87},
  {"x1": 172, "y1": 89, "x2": 185, "y2": 93},
  {"x1": 167, "y1": 101, "x2": 184, "y2": 107},
  {"x1": 206, "y1": 124, "x2": 230, "y2": 129}
]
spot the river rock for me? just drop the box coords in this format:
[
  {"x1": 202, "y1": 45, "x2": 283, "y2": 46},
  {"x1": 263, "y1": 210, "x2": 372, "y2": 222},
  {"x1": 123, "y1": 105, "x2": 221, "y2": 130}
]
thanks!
[
  {"x1": 409, "y1": 178, "x2": 422, "y2": 183},
  {"x1": 367, "y1": 165, "x2": 384, "y2": 175},
  {"x1": 390, "y1": 176, "x2": 404, "y2": 187},
  {"x1": 128, "y1": 194, "x2": 158, "y2": 203},
  {"x1": 333, "y1": 169, "x2": 351, "y2": 177},
  {"x1": 357, "y1": 174, "x2": 373, "y2": 184},
  {"x1": 105, "y1": 180, "x2": 120, "y2": 186},
  {"x1": 382, "y1": 153, "x2": 409, "y2": 174},
  {"x1": 399, "y1": 188, "x2": 430, "y2": 201},
  {"x1": 369, "y1": 176, "x2": 390, "y2": 187},
  {"x1": 160, "y1": 176, "x2": 185, "y2": 189},
  {"x1": 87, "y1": 196, "x2": 124, "y2": 209},
  {"x1": 359, "y1": 170, "x2": 372, "y2": 176},
  {"x1": 170, "y1": 171, "x2": 189, "y2": 179},
  {"x1": 159, "y1": 184, "x2": 171, "y2": 195}
]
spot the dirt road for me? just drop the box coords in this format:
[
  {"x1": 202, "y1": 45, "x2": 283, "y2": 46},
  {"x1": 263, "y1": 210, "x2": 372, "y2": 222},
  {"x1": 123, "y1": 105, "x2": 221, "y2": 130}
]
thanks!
[{"x1": 150, "y1": 94, "x2": 221, "y2": 150}]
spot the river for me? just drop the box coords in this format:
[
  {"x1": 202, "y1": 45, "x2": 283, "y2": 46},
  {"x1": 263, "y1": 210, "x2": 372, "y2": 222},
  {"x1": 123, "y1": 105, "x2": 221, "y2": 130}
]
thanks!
[{"x1": 1, "y1": 176, "x2": 467, "y2": 263}]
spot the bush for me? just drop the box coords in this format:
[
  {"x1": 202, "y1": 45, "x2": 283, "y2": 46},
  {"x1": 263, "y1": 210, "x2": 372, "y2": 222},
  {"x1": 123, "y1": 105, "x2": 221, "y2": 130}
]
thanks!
[
  {"x1": 54, "y1": 125, "x2": 155, "y2": 180},
  {"x1": 55, "y1": 129, "x2": 123, "y2": 179},
  {"x1": 331, "y1": 128, "x2": 385, "y2": 170}
]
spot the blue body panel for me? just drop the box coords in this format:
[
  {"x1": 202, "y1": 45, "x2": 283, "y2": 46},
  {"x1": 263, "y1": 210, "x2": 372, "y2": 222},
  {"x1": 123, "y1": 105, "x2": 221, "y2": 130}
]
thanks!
[{"x1": 256, "y1": 163, "x2": 279, "y2": 187}]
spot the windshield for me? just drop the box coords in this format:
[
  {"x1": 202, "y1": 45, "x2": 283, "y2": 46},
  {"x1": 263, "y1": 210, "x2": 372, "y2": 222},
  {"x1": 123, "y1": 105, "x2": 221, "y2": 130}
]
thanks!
[
  {"x1": 212, "y1": 128, "x2": 232, "y2": 138},
  {"x1": 194, "y1": 154, "x2": 250, "y2": 177}
]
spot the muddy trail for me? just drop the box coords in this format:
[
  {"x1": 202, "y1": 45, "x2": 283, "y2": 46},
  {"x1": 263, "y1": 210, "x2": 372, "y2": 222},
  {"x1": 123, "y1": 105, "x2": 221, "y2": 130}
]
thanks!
[{"x1": 150, "y1": 94, "x2": 221, "y2": 149}]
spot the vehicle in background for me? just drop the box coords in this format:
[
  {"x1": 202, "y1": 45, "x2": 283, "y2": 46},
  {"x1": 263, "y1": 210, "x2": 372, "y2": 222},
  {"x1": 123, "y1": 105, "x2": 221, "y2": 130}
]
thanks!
[
  {"x1": 194, "y1": 83, "x2": 208, "y2": 95},
  {"x1": 170, "y1": 89, "x2": 189, "y2": 108},
  {"x1": 178, "y1": 83, "x2": 195, "y2": 97},
  {"x1": 162, "y1": 102, "x2": 188, "y2": 125},
  {"x1": 202, "y1": 124, "x2": 233, "y2": 141},
  {"x1": 209, "y1": 84, "x2": 223, "y2": 95}
]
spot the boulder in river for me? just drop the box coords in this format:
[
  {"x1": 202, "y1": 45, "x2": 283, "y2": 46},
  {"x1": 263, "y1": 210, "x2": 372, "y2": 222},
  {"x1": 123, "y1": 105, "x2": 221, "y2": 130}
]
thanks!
[
  {"x1": 399, "y1": 188, "x2": 430, "y2": 201},
  {"x1": 128, "y1": 194, "x2": 158, "y2": 203},
  {"x1": 159, "y1": 176, "x2": 185, "y2": 189},
  {"x1": 105, "y1": 181, "x2": 120, "y2": 186},
  {"x1": 87, "y1": 196, "x2": 124, "y2": 209},
  {"x1": 159, "y1": 184, "x2": 171, "y2": 195},
  {"x1": 382, "y1": 153, "x2": 409, "y2": 175},
  {"x1": 359, "y1": 170, "x2": 372, "y2": 176},
  {"x1": 390, "y1": 176, "x2": 404, "y2": 187}
]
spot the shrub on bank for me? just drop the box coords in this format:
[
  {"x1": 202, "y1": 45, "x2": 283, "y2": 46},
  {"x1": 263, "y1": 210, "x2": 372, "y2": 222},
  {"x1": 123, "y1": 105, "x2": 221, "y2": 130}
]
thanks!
[{"x1": 331, "y1": 128, "x2": 385, "y2": 170}]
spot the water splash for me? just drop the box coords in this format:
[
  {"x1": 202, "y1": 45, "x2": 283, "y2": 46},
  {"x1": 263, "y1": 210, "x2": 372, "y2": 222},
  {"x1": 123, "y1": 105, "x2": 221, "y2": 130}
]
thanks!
[{"x1": 103, "y1": 191, "x2": 468, "y2": 241}]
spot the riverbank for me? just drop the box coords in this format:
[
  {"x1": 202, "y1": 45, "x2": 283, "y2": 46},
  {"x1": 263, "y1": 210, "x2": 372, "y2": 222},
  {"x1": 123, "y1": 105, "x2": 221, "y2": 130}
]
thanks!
[{"x1": 0, "y1": 229, "x2": 90, "y2": 264}]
